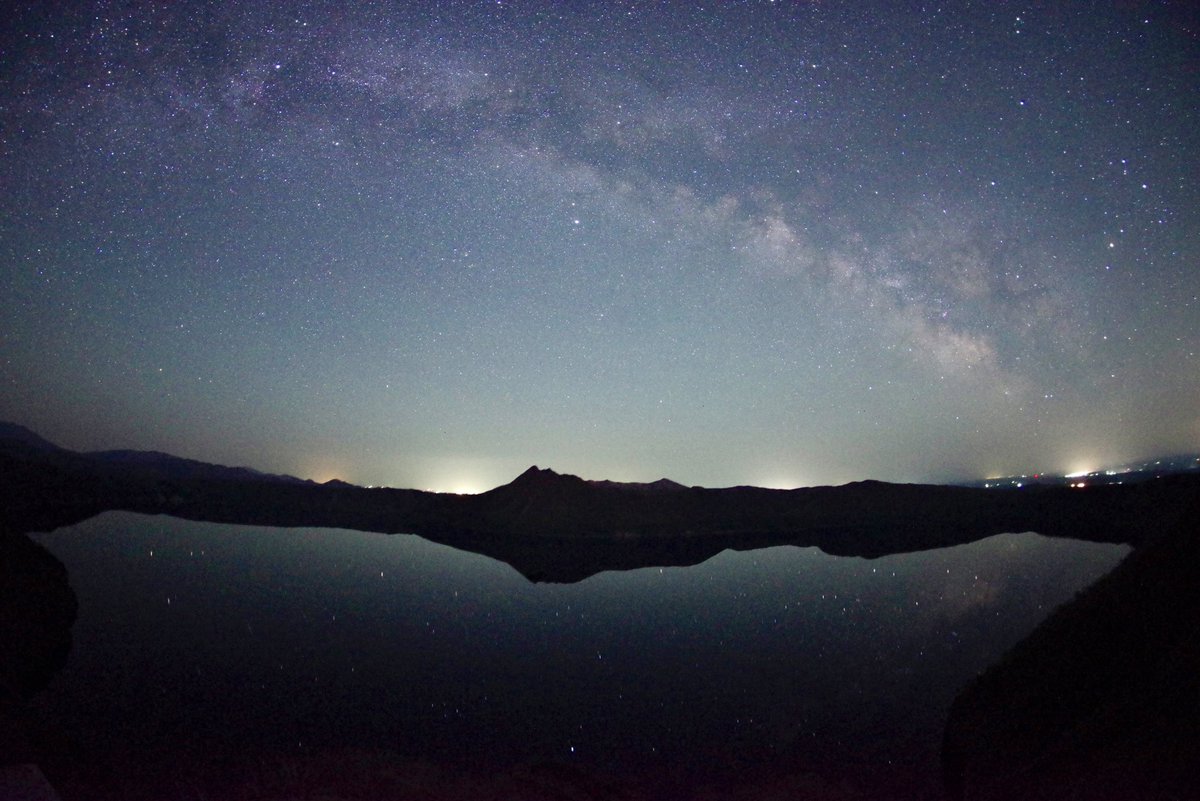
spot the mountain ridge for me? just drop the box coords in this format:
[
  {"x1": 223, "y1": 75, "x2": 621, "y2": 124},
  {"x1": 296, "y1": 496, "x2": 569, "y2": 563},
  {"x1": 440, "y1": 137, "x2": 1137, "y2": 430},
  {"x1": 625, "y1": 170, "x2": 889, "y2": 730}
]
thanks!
[
  {"x1": 86, "y1": 448, "x2": 312, "y2": 485},
  {"x1": 0, "y1": 421, "x2": 64, "y2": 452},
  {"x1": 3, "y1": 419, "x2": 1196, "y2": 577},
  {"x1": 7, "y1": 421, "x2": 1197, "y2": 496}
]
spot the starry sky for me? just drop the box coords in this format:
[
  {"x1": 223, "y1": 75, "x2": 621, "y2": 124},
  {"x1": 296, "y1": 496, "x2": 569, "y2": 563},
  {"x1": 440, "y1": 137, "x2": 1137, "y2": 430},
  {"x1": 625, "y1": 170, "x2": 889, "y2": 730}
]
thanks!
[{"x1": 3, "y1": 1, "x2": 1198, "y2": 492}]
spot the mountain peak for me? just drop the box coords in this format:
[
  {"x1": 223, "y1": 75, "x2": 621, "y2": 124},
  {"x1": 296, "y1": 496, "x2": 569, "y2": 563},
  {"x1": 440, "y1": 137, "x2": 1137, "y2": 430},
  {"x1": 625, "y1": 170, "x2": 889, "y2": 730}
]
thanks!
[
  {"x1": 487, "y1": 466, "x2": 590, "y2": 496},
  {"x1": 517, "y1": 465, "x2": 553, "y2": 479}
]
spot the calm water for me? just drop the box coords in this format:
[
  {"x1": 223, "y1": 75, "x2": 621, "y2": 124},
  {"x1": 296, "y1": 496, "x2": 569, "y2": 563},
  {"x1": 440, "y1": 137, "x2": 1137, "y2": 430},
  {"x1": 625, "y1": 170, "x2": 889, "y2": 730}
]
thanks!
[{"x1": 30, "y1": 512, "x2": 1128, "y2": 799}]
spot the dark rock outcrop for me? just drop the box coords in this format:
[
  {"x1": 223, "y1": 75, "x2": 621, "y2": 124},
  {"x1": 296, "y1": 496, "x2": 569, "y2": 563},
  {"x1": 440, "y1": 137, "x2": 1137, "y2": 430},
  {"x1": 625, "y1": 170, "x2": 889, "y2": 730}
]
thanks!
[
  {"x1": 0, "y1": 532, "x2": 77, "y2": 703},
  {"x1": 942, "y1": 493, "x2": 1200, "y2": 800},
  {"x1": 0, "y1": 528, "x2": 78, "y2": 771}
]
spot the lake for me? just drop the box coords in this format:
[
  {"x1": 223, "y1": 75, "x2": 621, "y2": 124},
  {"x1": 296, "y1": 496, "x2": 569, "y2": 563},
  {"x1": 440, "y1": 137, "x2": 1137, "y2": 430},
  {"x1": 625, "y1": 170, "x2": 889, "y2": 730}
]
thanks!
[{"x1": 28, "y1": 511, "x2": 1128, "y2": 799}]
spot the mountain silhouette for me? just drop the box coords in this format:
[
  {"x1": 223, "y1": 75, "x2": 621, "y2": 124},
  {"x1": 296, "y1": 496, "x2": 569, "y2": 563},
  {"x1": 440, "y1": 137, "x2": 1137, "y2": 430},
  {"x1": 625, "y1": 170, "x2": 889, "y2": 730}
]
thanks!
[
  {"x1": 86, "y1": 449, "x2": 311, "y2": 484},
  {"x1": 2, "y1": 421, "x2": 1196, "y2": 582},
  {"x1": 0, "y1": 421, "x2": 64, "y2": 452},
  {"x1": 586, "y1": 476, "x2": 689, "y2": 493}
]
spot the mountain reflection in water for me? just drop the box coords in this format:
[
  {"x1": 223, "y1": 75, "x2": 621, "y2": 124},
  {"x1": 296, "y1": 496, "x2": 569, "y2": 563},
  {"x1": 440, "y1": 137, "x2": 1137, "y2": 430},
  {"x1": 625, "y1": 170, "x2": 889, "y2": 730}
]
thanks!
[{"x1": 30, "y1": 512, "x2": 1127, "y2": 800}]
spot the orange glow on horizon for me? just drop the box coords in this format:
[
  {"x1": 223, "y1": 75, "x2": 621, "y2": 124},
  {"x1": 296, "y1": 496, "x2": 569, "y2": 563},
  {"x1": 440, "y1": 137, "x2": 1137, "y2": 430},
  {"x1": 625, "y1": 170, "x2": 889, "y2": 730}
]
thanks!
[{"x1": 297, "y1": 455, "x2": 353, "y2": 486}]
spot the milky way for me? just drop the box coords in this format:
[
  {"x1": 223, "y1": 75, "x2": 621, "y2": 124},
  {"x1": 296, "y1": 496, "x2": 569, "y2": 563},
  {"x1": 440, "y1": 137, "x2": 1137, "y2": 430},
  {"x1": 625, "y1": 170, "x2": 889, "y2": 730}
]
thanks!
[{"x1": 3, "y1": 2, "x2": 1198, "y2": 490}]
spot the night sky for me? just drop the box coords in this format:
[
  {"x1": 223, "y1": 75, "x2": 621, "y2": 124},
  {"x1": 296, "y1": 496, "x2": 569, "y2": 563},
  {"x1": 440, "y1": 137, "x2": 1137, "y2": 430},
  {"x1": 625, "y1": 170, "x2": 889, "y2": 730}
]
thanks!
[{"x1": 3, "y1": 1, "x2": 1198, "y2": 492}]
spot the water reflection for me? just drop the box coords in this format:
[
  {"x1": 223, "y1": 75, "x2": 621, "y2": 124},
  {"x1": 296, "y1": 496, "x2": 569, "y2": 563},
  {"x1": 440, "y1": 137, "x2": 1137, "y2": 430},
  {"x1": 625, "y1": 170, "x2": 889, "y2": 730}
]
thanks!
[{"x1": 30, "y1": 512, "x2": 1127, "y2": 799}]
